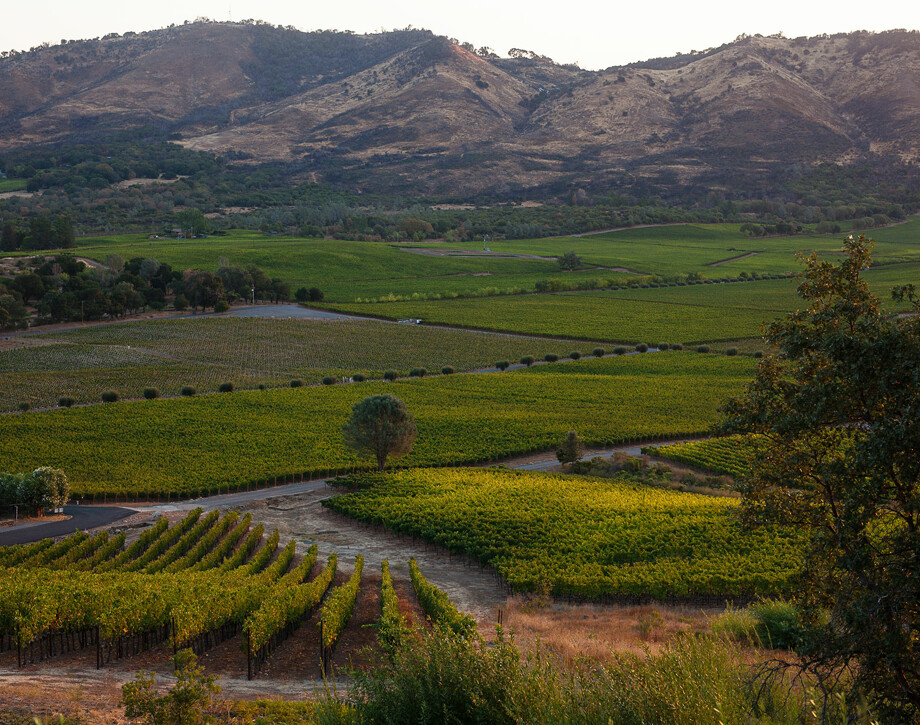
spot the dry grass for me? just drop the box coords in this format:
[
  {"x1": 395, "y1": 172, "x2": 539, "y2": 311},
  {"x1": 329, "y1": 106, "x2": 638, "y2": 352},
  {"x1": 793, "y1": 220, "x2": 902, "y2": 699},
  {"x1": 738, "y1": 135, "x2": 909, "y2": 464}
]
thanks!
[{"x1": 497, "y1": 595, "x2": 716, "y2": 664}]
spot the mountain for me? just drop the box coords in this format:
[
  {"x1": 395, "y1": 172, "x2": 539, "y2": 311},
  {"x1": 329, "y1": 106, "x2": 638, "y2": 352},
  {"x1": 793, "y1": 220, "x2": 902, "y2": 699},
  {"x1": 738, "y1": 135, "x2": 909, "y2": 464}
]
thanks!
[{"x1": 1, "y1": 22, "x2": 918, "y2": 197}]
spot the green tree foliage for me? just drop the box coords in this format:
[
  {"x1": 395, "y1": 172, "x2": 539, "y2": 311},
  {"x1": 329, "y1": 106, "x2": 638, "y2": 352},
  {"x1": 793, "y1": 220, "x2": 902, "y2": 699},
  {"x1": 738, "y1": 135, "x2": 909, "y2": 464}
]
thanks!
[
  {"x1": 342, "y1": 394, "x2": 418, "y2": 472},
  {"x1": 720, "y1": 234, "x2": 920, "y2": 721},
  {"x1": 556, "y1": 430, "x2": 585, "y2": 466},
  {"x1": 557, "y1": 251, "x2": 583, "y2": 271},
  {"x1": 175, "y1": 208, "x2": 210, "y2": 236},
  {"x1": 121, "y1": 648, "x2": 221, "y2": 725},
  {"x1": 0, "y1": 467, "x2": 69, "y2": 515}
]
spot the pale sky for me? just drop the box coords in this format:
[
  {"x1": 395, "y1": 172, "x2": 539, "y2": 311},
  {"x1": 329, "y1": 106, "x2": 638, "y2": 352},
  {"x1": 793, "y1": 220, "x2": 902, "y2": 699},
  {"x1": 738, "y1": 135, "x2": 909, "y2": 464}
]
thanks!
[{"x1": 3, "y1": 0, "x2": 919, "y2": 70}]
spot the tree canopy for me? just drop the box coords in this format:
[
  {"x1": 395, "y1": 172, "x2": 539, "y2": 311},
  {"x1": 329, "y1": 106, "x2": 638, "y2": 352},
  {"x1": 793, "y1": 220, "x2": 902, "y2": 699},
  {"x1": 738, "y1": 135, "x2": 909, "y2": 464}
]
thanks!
[
  {"x1": 342, "y1": 394, "x2": 418, "y2": 472},
  {"x1": 720, "y1": 234, "x2": 920, "y2": 721}
]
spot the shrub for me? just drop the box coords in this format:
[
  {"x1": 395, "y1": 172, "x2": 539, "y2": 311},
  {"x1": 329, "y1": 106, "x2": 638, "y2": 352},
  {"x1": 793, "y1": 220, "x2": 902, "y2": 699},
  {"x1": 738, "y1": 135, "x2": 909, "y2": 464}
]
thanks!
[
  {"x1": 257, "y1": 384, "x2": 266, "y2": 390},
  {"x1": 544, "y1": 354, "x2": 559, "y2": 362},
  {"x1": 173, "y1": 294, "x2": 189, "y2": 311},
  {"x1": 180, "y1": 386, "x2": 196, "y2": 396},
  {"x1": 409, "y1": 368, "x2": 427, "y2": 378},
  {"x1": 58, "y1": 397, "x2": 75, "y2": 408},
  {"x1": 753, "y1": 351, "x2": 763, "y2": 358},
  {"x1": 101, "y1": 391, "x2": 119, "y2": 403},
  {"x1": 672, "y1": 343, "x2": 684, "y2": 351},
  {"x1": 214, "y1": 300, "x2": 230, "y2": 313},
  {"x1": 592, "y1": 348, "x2": 605, "y2": 358},
  {"x1": 322, "y1": 376, "x2": 336, "y2": 386},
  {"x1": 218, "y1": 382, "x2": 234, "y2": 393},
  {"x1": 143, "y1": 388, "x2": 159, "y2": 400},
  {"x1": 568, "y1": 351, "x2": 581, "y2": 360},
  {"x1": 295, "y1": 287, "x2": 309, "y2": 303},
  {"x1": 520, "y1": 356, "x2": 534, "y2": 367},
  {"x1": 290, "y1": 379, "x2": 303, "y2": 388},
  {"x1": 17, "y1": 403, "x2": 29, "y2": 412},
  {"x1": 725, "y1": 348, "x2": 738, "y2": 356},
  {"x1": 697, "y1": 345, "x2": 710, "y2": 353},
  {"x1": 495, "y1": 360, "x2": 510, "y2": 371},
  {"x1": 635, "y1": 343, "x2": 648, "y2": 353},
  {"x1": 613, "y1": 346, "x2": 626, "y2": 355},
  {"x1": 384, "y1": 370, "x2": 398, "y2": 381},
  {"x1": 441, "y1": 366, "x2": 455, "y2": 375},
  {"x1": 309, "y1": 287, "x2": 324, "y2": 302},
  {"x1": 352, "y1": 374, "x2": 366, "y2": 382},
  {"x1": 657, "y1": 343, "x2": 670, "y2": 351}
]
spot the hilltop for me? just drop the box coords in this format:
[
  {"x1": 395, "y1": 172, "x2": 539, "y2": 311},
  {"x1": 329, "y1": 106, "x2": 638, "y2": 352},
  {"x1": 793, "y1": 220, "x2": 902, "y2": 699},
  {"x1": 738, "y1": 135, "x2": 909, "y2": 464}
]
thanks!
[{"x1": 1, "y1": 22, "x2": 919, "y2": 197}]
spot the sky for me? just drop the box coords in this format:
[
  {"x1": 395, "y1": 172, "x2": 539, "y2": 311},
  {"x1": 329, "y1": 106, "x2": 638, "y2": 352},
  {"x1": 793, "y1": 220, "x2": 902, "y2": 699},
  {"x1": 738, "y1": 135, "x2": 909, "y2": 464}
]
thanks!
[{"x1": 3, "y1": 0, "x2": 919, "y2": 70}]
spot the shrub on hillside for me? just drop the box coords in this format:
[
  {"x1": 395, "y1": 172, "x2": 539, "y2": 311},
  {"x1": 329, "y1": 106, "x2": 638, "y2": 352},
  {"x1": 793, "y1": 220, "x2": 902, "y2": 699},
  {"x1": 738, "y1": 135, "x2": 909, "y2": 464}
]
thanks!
[
  {"x1": 495, "y1": 360, "x2": 510, "y2": 371},
  {"x1": 58, "y1": 397, "x2": 75, "y2": 408},
  {"x1": 351, "y1": 374, "x2": 366, "y2": 383},
  {"x1": 101, "y1": 391, "x2": 119, "y2": 403},
  {"x1": 218, "y1": 382, "x2": 234, "y2": 393},
  {"x1": 725, "y1": 348, "x2": 738, "y2": 356},
  {"x1": 290, "y1": 379, "x2": 303, "y2": 388},
  {"x1": 635, "y1": 343, "x2": 648, "y2": 353},
  {"x1": 657, "y1": 343, "x2": 670, "y2": 351},
  {"x1": 520, "y1": 356, "x2": 534, "y2": 367},
  {"x1": 697, "y1": 345, "x2": 710, "y2": 354},
  {"x1": 143, "y1": 388, "x2": 159, "y2": 400},
  {"x1": 441, "y1": 366, "x2": 455, "y2": 375},
  {"x1": 544, "y1": 354, "x2": 559, "y2": 362},
  {"x1": 384, "y1": 370, "x2": 398, "y2": 381},
  {"x1": 409, "y1": 368, "x2": 427, "y2": 378},
  {"x1": 214, "y1": 300, "x2": 230, "y2": 313},
  {"x1": 592, "y1": 348, "x2": 605, "y2": 358},
  {"x1": 613, "y1": 347, "x2": 626, "y2": 355},
  {"x1": 322, "y1": 376, "x2": 336, "y2": 386},
  {"x1": 180, "y1": 386, "x2": 196, "y2": 396},
  {"x1": 568, "y1": 351, "x2": 581, "y2": 360}
]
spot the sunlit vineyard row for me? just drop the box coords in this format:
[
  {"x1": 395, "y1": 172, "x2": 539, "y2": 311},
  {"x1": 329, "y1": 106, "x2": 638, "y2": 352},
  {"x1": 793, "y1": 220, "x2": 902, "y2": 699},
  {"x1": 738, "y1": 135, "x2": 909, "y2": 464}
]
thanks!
[
  {"x1": 0, "y1": 353, "x2": 754, "y2": 497},
  {"x1": 647, "y1": 436, "x2": 763, "y2": 478},
  {"x1": 0, "y1": 317, "x2": 589, "y2": 411},
  {"x1": 325, "y1": 468, "x2": 804, "y2": 599}
]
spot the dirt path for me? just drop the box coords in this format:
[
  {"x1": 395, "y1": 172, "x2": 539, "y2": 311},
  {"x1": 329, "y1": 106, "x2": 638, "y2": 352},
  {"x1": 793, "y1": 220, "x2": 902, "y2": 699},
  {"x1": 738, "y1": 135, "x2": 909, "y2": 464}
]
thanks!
[{"x1": 707, "y1": 251, "x2": 759, "y2": 267}]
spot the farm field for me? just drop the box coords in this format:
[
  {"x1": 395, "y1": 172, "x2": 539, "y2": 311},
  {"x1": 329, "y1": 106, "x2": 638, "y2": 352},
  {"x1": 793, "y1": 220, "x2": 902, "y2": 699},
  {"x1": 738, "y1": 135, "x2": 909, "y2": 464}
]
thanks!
[
  {"x1": 0, "y1": 317, "x2": 583, "y2": 411},
  {"x1": 325, "y1": 261, "x2": 918, "y2": 344},
  {"x1": 0, "y1": 352, "x2": 754, "y2": 497},
  {"x1": 647, "y1": 436, "x2": 764, "y2": 479},
  {"x1": 324, "y1": 467, "x2": 803, "y2": 598}
]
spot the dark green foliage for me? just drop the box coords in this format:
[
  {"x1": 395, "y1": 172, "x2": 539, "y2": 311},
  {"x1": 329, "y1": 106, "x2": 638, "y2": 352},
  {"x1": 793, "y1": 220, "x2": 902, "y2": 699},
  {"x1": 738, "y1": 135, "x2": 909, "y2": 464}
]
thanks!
[
  {"x1": 352, "y1": 374, "x2": 366, "y2": 382},
  {"x1": 173, "y1": 294, "x2": 189, "y2": 312},
  {"x1": 592, "y1": 348, "x2": 605, "y2": 358},
  {"x1": 568, "y1": 351, "x2": 581, "y2": 360},
  {"x1": 309, "y1": 287, "x2": 324, "y2": 302},
  {"x1": 58, "y1": 397, "x2": 75, "y2": 408},
  {"x1": 322, "y1": 376, "x2": 336, "y2": 386},
  {"x1": 720, "y1": 235, "x2": 920, "y2": 720},
  {"x1": 408, "y1": 368, "x2": 427, "y2": 378},
  {"x1": 520, "y1": 356, "x2": 534, "y2": 367},
  {"x1": 143, "y1": 388, "x2": 159, "y2": 400},
  {"x1": 696, "y1": 345, "x2": 710, "y2": 353},
  {"x1": 614, "y1": 346, "x2": 626, "y2": 355},
  {"x1": 342, "y1": 394, "x2": 418, "y2": 471},
  {"x1": 495, "y1": 360, "x2": 510, "y2": 371},
  {"x1": 122, "y1": 648, "x2": 220, "y2": 725},
  {"x1": 218, "y1": 382, "x2": 234, "y2": 393},
  {"x1": 658, "y1": 343, "x2": 670, "y2": 350},
  {"x1": 213, "y1": 300, "x2": 229, "y2": 314},
  {"x1": 753, "y1": 350, "x2": 763, "y2": 358},
  {"x1": 635, "y1": 343, "x2": 648, "y2": 353},
  {"x1": 17, "y1": 402, "x2": 29, "y2": 412},
  {"x1": 556, "y1": 430, "x2": 586, "y2": 466},
  {"x1": 383, "y1": 370, "x2": 398, "y2": 381},
  {"x1": 101, "y1": 391, "x2": 119, "y2": 403},
  {"x1": 544, "y1": 354, "x2": 558, "y2": 362},
  {"x1": 558, "y1": 251, "x2": 583, "y2": 271},
  {"x1": 295, "y1": 286, "x2": 310, "y2": 303},
  {"x1": 441, "y1": 366, "x2": 455, "y2": 375},
  {"x1": 290, "y1": 379, "x2": 303, "y2": 387},
  {"x1": 180, "y1": 386, "x2": 196, "y2": 396},
  {"x1": 672, "y1": 343, "x2": 684, "y2": 351}
]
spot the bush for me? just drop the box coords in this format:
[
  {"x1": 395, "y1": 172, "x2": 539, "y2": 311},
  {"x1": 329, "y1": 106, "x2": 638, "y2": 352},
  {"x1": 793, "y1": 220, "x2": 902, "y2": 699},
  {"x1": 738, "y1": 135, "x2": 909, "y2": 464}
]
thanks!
[
  {"x1": 697, "y1": 345, "x2": 710, "y2": 353},
  {"x1": 309, "y1": 287, "x2": 324, "y2": 302},
  {"x1": 322, "y1": 376, "x2": 336, "y2": 386},
  {"x1": 409, "y1": 368, "x2": 427, "y2": 378},
  {"x1": 568, "y1": 351, "x2": 581, "y2": 360},
  {"x1": 520, "y1": 356, "x2": 534, "y2": 367},
  {"x1": 544, "y1": 354, "x2": 559, "y2": 362},
  {"x1": 384, "y1": 370, "x2": 398, "y2": 381},
  {"x1": 295, "y1": 287, "x2": 309, "y2": 303},
  {"x1": 672, "y1": 343, "x2": 684, "y2": 351},
  {"x1": 213, "y1": 300, "x2": 230, "y2": 313},
  {"x1": 753, "y1": 350, "x2": 763, "y2": 358},
  {"x1": 58, "y1": 397, "x2": 75, "y2": 408},
  {"x1": 657, "y1": 343, "x2": 670, "y2": 351},
  {"x1": 351, "y1": 374, "x2": 366, "y2": 382},
  {"x1": 173, "y1": 294, "x2": 189, "y2": 311},
  {"x1": 180, "y1": 386, "x2": 196, "y2": 396},
  {"x1": 123, "y1": 649, "x2": 220, "y2": 725},
  {"x1": 257, "y1": 384, "x2": 266, "y2": 390},
  {"x1": 592, "y1": 348, "x2": 605, "y2": 358},
  {"x1": 725, "y1": 348, "x2": 738, "y2": 356},
  {"x1": 17, "y1": 402, "x2": 29, "y2": 412},
  {"x1": 218, "y1": 382, "x2": 234, "y2": 393},
  {"x1": 635, "y1": 343, "x2": 648, "y2": 353},
  {"x1": 441, "y1": 366, "x2": 455, "y2": 375},
  {"x1": 101, "y1": 391, "x2": 119, "y2": 403},
  {"x1": 290, "y1": 379, "x2": 303, "y2": 388},
  {"x1": 143, "y1": 388, "x2": 159, "y2": 400},
  {"x1": 613, "y1": 346, "x2": 626, "y2": 355},
  {"x1": 495, "y1": 360, "x2": 510, "y2": 371}
]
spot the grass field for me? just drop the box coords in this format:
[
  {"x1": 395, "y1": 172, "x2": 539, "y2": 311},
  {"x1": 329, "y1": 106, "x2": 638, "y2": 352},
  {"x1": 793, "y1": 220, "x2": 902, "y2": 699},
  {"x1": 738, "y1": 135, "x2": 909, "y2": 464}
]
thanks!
[
  {"x1": 0, "y1": 318, "x2": 586, "y2": 411},
  {"x1": 325, "y1": 467, "x2": 802, "y2": 598},
  {"x1": 647, "y1": 436, "x2": 763, "y2": 478},
  {"x1": 0, "y1": 353, "x2": 754, "y2": 497},
  {"x1": 0, "y1": 179, "x2": 27, "y2": 193}
]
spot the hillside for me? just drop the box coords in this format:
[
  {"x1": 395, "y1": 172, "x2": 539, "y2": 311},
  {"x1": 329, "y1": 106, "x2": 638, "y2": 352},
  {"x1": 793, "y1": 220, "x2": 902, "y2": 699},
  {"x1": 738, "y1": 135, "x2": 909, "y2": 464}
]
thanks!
[{"x1": 1, "y1": 22, "x2": 919, "y2": 196}]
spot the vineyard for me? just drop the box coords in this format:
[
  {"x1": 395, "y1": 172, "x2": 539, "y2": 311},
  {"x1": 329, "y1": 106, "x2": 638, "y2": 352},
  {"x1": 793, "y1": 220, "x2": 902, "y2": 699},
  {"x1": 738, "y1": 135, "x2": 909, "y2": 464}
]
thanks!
[
  {"x1": 0, "y1": 318, "x2": 583, "y2": 411},
  {"x1": 646, "y1": 436, "x2": 765, "y2": 478},
  {"x1": 0, "y1": 352, "x2": 754, "y2": 498},
  {"x1": 324, "y1": 467, "x2": 805, "y2": 599},
  {"x1": 0, "y1": 510, "x2": 471, "y2": 680}
]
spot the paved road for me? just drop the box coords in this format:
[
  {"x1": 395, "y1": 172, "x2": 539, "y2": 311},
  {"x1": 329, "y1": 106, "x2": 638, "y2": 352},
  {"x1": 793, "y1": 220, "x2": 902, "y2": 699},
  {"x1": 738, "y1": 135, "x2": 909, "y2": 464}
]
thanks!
[{"x1": 0, "y1": 505, "x2": 134, "y2": 546}]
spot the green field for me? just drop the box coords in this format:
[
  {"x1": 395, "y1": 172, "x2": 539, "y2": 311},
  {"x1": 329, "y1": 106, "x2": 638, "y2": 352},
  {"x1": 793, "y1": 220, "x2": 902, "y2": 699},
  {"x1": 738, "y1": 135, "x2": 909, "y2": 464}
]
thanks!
[
  {"x1": 325, "y1": 467, "x2": 802, "y2": 598},
  {"x1": 0, "y1": 179, "x2": 27, "y2": 193},
  {"x1": 647, "y1": 436, "x2": 763, "y2": 478},
  {"x1": 0, "y1": 317, "x2": 587, "y2": 411},
  {"x1": 0, "y1": 353, "x2": 753, "y2": 497}
]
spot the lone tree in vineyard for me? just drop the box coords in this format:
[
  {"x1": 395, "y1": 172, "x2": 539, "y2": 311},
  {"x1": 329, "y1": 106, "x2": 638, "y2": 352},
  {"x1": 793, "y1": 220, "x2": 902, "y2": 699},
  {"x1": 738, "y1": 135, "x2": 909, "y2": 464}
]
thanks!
[
  {"x1": 556, "y1": 430, "x2": 585, "y2": 467},
  {"x1": 342, "y1": 394, "x2": 418, "y2": 472},
  {"x1": 719, "y1": 235, "x2": 920, "y2": 722}
]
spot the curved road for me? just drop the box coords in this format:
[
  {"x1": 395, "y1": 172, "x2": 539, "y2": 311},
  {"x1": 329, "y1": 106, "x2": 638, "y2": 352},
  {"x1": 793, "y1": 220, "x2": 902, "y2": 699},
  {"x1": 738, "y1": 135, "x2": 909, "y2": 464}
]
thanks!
[{"x1": 0, "y1": 505, "x2": 134, "y2": 546}]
